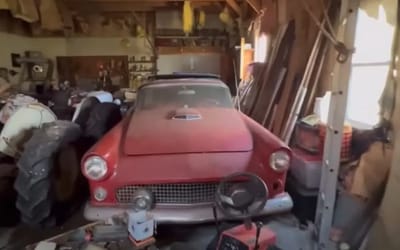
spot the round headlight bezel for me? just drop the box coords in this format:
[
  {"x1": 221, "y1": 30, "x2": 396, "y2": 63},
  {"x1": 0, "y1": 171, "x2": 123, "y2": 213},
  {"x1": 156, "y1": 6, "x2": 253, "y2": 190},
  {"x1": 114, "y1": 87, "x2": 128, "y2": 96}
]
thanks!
[
  {"x1": 269, "y1": 150, "x2": 291, "y2": 172},
  {"x1": 83, "y1": 156, "x2": 108, "y2": 181}
]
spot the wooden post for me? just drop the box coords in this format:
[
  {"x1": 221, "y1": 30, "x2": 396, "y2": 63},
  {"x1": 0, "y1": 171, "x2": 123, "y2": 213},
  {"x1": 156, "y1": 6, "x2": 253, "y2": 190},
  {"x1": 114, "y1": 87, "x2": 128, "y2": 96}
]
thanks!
[{"x1": 239, "y1": 37, "x2": 245, "y2": 80}]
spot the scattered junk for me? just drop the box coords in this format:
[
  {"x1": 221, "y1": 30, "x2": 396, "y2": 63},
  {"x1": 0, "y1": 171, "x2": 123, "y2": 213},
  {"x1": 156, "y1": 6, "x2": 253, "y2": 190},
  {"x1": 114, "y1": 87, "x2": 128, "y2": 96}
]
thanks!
[
  {"x1": 16, "y1": 51, "x2": 54, "y2": 101},
  {"x1": 0, "y1": 77, "x2": 124, "y2": 228},
  {"x1": 27, "y1": 172, "x2": 282, "y2": 250}
]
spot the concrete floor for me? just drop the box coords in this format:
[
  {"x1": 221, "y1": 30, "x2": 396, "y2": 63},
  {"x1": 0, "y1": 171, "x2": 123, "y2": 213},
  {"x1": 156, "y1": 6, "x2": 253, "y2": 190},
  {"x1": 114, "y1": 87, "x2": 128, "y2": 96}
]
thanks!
[{"x1": 0, "y1": 210, "x2": 314, "y2": 250}]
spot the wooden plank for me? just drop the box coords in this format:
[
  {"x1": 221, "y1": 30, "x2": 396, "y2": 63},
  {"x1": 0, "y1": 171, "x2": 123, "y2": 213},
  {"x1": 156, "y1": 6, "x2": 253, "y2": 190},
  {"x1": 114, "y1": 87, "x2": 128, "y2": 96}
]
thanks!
[
  {"x1": 271, "y1": 0, "x2": 316, "y2": 137},
  {"x1": 239, "y1": 37, "x2": 245, "y2": 79},
  {"x1": 241, "y1": 62, "x2": 267, "y2": 114},
  {"x1": 244, "y1": 23, "x2": 289, "y2": 116},
  {"x1": 267, "y1": 104, "x2": 277, "y2": 130},
  {"x1": 246, "y1": 0, "x2": 261, "y2": 13},
  {"x1": 251, "y1": 21, "x2": 294, "y2": 124},
  {"x1": 261, "y1": 67, "x2": 287, "y2": 126},
  {"x1": 281, "y1": 25, "x2": 323, "y2": 142},
  {"x1": 302, "y1": 37, "x2": 329, "y2": 116},
  {"x1": 226, "y1": 0, "x2": 241, "y2": 16}
]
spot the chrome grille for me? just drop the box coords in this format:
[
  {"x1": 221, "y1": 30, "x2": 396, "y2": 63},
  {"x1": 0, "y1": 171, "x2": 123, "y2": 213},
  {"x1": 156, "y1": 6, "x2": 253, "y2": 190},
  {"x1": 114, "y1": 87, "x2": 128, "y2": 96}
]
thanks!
[{"x1": 116, "y1": 183, "x2": 219, "y2": 204}]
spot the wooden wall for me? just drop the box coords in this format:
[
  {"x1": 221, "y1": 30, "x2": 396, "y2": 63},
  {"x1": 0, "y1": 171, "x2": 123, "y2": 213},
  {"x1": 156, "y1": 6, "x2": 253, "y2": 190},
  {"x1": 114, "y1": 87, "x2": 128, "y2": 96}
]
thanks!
[{"x1": 257, "y1": 0, "x2": 333, "y2": 136}]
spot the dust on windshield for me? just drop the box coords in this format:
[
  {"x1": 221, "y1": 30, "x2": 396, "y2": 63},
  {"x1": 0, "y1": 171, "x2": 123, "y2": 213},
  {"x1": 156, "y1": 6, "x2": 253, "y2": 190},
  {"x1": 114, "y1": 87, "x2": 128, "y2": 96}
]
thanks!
[{"x1": 136, "y1": 84, "x2": 233, "y2": 110}]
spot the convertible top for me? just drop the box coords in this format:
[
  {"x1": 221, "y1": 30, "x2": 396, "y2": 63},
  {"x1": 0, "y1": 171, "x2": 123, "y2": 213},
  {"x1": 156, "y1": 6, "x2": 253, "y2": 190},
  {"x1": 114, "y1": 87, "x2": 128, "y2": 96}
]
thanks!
[{"x1": 154, "y1": 73, "x2": 220, "y2": 80}]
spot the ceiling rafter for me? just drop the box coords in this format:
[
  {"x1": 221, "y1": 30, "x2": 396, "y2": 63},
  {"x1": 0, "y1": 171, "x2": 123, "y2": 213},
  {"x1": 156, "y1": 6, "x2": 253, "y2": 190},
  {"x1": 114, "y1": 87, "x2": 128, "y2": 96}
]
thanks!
[
  {"x1": 71, "y1": 0, "x2": 224, "y2": 2},
  {"x1": 66, "y1": 0, "x2": 234, "y2": 13},
  {"x1": 66, "y1": 1, "x2": 168, "y2": 12}
]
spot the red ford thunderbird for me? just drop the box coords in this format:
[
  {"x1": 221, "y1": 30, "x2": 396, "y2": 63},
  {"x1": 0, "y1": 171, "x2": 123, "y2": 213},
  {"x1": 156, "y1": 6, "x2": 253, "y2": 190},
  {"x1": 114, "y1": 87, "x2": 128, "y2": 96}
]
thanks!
[{"x1": 82, "y1": 75, "x2": 293, "y2": 223}]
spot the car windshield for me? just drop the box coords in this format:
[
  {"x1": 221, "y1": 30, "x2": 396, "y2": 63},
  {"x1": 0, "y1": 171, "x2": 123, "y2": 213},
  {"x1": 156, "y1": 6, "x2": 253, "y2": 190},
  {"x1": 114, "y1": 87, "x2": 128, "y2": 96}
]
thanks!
[{"x1": 136, "y1": 84, "x2": 233, "y2": 110}]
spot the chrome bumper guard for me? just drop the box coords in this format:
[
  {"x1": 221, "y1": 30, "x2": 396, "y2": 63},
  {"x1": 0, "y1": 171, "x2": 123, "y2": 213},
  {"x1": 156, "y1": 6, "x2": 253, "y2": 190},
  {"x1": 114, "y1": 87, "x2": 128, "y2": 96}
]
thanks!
[{"x1": 84, "y1": 192, "x2": 293, "y2": 223}]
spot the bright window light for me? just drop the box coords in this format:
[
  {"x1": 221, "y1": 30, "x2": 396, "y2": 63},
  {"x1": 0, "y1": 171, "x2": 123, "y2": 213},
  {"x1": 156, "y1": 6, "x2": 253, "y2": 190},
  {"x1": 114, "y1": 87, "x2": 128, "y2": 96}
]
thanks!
[
  {"x1": 254, "y1": 33, "x2": 268, "y2": 63},
  {"x1": 346, "y1": 6, "x2": 395, "y2": 128}
]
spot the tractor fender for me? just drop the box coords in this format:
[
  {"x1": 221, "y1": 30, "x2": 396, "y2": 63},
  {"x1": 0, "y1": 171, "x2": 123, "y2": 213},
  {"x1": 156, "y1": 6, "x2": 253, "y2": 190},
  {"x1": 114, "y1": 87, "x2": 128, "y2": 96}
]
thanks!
[{"x1": 0, "y1": 103, "x2": 56, "y2": 158}]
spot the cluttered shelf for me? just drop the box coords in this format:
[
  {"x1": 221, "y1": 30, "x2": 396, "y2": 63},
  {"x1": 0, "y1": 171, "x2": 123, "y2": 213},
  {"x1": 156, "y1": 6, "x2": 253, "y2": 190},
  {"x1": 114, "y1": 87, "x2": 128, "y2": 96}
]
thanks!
[
  {"x1": 129, "y1": 61, "x2": 155, "y2": 63},
  {"x1": 130, "y1": 70, "x2": 157, "y2": 73}
]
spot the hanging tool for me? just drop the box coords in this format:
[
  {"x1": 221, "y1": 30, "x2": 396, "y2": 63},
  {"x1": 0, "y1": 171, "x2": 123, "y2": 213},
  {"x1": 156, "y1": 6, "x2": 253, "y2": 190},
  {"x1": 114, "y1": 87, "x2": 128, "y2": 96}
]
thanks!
[{"x1": 183, "y1": 1, "x2": 194, "y2": 35}]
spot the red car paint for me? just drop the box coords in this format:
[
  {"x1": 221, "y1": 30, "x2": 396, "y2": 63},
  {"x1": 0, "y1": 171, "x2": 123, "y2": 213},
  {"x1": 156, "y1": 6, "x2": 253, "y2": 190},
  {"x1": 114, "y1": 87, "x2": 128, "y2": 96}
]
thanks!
[
  {"x1": 124, "y1": 107, "x2": 252, "y2": 155},
  {"x1": 82, "y1": 79, "x2": 291, "y2": 209}
]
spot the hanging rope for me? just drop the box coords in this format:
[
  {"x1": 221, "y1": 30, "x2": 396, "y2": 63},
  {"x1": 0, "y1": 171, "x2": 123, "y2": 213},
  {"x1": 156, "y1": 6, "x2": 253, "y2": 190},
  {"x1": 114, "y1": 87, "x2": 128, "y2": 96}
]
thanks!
[
  {"x1": 300, "y1": 0, "x2": 354, "y2": 63},
  {"x1": 247, "y1": 8, "x2": 266, "y2": 35}
]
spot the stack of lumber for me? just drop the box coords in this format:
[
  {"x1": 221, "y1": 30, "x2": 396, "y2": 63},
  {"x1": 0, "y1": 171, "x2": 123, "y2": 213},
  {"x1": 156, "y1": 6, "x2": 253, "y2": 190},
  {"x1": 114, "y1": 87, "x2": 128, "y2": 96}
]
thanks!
[{"x1": 240, "y1": 2, "x2": 338, "y2": 144}]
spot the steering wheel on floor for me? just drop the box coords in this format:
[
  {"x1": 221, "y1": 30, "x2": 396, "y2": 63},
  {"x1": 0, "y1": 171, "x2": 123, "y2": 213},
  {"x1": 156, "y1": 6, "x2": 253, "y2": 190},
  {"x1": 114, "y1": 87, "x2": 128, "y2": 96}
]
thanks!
[{"x1": 215, "y1": 172, "x2": 268, "y2": 219}]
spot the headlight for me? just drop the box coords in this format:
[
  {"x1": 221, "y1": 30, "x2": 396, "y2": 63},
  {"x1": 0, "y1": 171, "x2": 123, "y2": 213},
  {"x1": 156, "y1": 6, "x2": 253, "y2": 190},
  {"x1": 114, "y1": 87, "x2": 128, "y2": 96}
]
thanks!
[
  {"x1": 83, "y1": 156, "x2": 108, "y2": 181},
  {"x1": 132, "y1": 189, "x2": 154, "y2": 211},
  {"x1": 270, "y1": 151, "x2": 290, "y2": 172}
]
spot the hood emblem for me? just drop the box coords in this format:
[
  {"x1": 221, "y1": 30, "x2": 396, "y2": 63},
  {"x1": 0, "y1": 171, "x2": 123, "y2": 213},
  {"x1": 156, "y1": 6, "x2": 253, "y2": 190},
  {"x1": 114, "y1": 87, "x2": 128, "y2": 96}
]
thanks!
[{"x1": 170, "y1": 107, "x2": 202, "y2": 120}]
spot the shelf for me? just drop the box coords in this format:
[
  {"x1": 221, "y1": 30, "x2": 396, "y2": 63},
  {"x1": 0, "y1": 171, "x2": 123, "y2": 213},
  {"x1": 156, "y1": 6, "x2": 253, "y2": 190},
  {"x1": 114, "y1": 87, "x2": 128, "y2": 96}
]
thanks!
[
  {"x1": 130, "y1": 70, "x2": 157, "y2": 73},
  {"x1": 129, "y1": 61, "x2": 156, "y2": 63},
  {"x1": 157, "y1": 46, "x2": 224, "y2": 55}
]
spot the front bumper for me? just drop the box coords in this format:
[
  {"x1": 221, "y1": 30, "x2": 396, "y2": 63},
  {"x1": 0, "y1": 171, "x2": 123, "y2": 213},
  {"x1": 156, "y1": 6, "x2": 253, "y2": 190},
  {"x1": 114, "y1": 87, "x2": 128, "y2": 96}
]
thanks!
[{"x1": 84, "y1": 192, "x2": 293, "y2": 223}]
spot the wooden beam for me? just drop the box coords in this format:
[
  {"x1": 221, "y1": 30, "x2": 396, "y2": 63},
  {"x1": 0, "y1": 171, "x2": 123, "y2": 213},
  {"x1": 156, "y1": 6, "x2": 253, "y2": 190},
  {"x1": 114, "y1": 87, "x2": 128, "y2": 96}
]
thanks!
[
  {"x1": 55, "y1": 0, "x2": 74, "y2": 36},
  {"x1": 73, "y1": 0, "x2": 223, "y2": 2},
  {"x1": 246, "y1": 0, "x2": 260, "y2": 13},
  {"x1": 67, "y1": 1, "x2": 228, "y2": 12},
  {"x1": 226, "y1": 0, "x2": 241, "y2": 16},
  {"x1": 67, "y1": 2, "x2": 167, "y2": 12}
]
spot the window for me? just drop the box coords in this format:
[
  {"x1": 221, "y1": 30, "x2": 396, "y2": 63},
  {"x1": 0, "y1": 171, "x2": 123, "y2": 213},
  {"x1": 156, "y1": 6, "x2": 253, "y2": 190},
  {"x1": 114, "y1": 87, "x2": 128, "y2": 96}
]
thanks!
[
  {"x1": 346, "y1": 6, "x2": 395, "y2": 128},
  {"x1": 254, "y1": 33, "x2": 269, "y2": 63}
]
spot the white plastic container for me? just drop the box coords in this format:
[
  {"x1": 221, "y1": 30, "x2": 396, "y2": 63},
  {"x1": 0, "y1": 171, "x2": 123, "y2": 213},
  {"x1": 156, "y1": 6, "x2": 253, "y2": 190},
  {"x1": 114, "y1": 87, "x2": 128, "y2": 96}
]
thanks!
[
  {"x1": 128, "y1": 210, "x2": 155, "y2": 241},
  {"x1": 289, "y1": 148, "x2": 322, "y2": 189}
]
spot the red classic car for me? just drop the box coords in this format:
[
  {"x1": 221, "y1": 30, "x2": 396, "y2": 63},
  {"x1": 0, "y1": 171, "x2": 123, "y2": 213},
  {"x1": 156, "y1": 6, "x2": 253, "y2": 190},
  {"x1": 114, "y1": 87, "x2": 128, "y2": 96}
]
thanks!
[{"x1": 82, "y1": 75, "x2": 293, "y2": 223}]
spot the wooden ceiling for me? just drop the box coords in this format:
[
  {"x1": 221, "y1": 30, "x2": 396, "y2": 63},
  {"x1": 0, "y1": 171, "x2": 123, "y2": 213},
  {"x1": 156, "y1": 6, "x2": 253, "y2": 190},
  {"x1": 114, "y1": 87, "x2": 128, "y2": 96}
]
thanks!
[{"x1": 63, "y1": 0, "x2": 261, "y2": 16}]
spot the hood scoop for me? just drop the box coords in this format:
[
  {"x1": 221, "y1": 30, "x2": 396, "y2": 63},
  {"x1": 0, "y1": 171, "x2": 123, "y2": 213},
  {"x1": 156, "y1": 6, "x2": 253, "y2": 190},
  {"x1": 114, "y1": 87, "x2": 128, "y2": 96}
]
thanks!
[{"x1": 170, "y1": 107, "x2": 202, "y2": 121}]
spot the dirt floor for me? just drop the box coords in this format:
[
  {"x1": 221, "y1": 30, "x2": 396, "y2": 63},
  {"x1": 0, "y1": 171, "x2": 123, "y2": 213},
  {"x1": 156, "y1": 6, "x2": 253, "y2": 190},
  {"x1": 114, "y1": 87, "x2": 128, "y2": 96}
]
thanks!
[{"x1": 0, "y1": 209, "x2": 313, "y2": 250}]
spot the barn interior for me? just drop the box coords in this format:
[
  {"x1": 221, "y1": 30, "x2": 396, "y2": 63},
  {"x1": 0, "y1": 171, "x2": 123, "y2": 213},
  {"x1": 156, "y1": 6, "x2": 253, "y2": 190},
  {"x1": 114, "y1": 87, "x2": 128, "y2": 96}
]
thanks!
[{"x1": 0, "y1": 0, "x2": 399, "y2": 250}]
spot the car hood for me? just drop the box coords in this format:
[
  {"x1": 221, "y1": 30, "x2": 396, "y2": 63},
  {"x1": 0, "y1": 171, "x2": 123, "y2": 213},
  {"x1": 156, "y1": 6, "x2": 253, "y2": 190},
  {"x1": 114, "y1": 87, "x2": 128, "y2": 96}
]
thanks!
[{"x1": 123, "y1": 107, "x2": 253, "y2": 155}]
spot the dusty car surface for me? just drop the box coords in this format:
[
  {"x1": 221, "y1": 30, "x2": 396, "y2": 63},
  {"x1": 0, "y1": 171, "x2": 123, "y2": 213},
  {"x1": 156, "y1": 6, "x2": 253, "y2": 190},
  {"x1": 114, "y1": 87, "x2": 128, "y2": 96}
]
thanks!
[{"x1": 82, "y1": 75, "x2": 293, "y2": 223}]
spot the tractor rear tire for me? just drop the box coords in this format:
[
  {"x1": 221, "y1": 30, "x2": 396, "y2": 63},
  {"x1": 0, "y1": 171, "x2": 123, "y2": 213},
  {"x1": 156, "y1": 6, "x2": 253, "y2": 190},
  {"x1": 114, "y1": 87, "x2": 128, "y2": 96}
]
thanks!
[
  {"x1": 84, "y1": 102, "x2": 122, "y2": 140},
  {"x1": 14, "y1": 121, "x2": 82, "y2": 227},
  {"x1": 0, "y1": 163, "x2": 19, "y2": 226}
]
